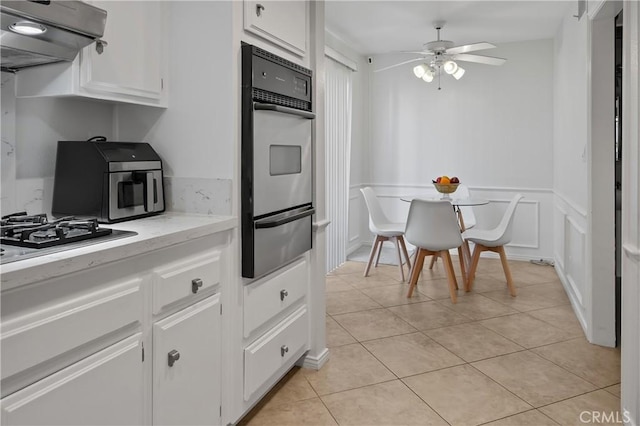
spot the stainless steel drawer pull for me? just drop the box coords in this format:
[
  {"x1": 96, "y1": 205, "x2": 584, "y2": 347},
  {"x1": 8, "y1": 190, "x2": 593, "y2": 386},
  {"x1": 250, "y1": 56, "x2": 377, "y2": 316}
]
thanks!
[
  {"x1": 168, "y1": 350, "x2": 180, "y2": 367},
  {"x1": 281, "y1": 345, "x2": 289, "y2": 357},
  {"x1": 256, "y1": 3, "x2": 264, "y2": 16},
  {"x1": 192, "y1": 278, "x2": 203, "y2": 294},
  {"x1": 280, "y1": 289, "x2": 288, "y2": 301}
]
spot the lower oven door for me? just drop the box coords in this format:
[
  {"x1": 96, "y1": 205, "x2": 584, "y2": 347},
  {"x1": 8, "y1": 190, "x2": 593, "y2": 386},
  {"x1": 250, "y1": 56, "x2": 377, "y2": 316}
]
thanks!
[{"x1": 244, "y1": 205, "x2": 315, "y2": 278}]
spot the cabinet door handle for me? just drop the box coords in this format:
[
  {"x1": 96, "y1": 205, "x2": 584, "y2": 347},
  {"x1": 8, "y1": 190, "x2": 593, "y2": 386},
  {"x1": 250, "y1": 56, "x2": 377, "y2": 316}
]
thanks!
[
  {"x1": 280, "y1": 289, "x2": 288, "y2": 301},
  {"x1": 192, "y1": 278, "x2": 203, "y2": 294},
  {"x1": 168, "y1": 350, "x2": 180, "y2": 367},
  {"x1": 256, "y1": 3, "x2": 264, "y2": 16},
  {"x1": 280, "y1": 345, "x2": 289, "y2": 357}
]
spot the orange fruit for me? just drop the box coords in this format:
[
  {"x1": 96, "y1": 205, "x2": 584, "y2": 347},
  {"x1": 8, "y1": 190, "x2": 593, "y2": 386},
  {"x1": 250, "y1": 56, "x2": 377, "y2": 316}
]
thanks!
[{"x1": 440, "y1": 177, "x2": 451, "y2": 184}]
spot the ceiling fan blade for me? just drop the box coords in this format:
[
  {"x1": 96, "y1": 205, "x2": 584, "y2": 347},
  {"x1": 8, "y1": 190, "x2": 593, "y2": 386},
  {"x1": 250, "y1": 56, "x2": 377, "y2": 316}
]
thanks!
[
  {"x1": 373, "y1": 57, "x2": 425, "y2": 73},
  {"x1": 400, "y1": 50, "x2": 435, "y2": 55},
  {"x1": 446, "y1": 42, "x2": 496, "y2": 55},
  {"x1": 452, "y1": 53, "x2": 506, "y2": 66}
]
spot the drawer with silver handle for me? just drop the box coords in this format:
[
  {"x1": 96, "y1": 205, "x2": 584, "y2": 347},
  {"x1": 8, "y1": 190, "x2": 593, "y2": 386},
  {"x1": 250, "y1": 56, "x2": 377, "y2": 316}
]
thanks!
[
  {"x1": 152, "y1": 250, "x2": 221, "y2": 314},
  {"x1": 243, "y1": 259, "x2": 307, "y2": 337}
]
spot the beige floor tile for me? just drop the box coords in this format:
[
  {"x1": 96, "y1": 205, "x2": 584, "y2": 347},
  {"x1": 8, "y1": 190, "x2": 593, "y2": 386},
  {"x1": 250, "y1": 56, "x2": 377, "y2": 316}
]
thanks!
[
  {"x1": 480, "y1": 313, "x2": 576, "y2": 348},
  {"x1": 362, "y1": 332, "x2": 464, "y2": 377},
  {"x1": 327, "y1": 261, "x2": 367, "y2": 276},
  {"x1": 483, "y1": 409, "x2": 559, "y2": 425},
  {"x1": 425, "y1": 323, "x2": 524, "y2": 362},
  {"x1": 532, "y1": 337, "x2": 621, "y2": 387},
  {"x1": 415, "y1": 277, "x2": 468, "y2": 300},
  {"x1": 256, "y1": 367, "x2": 318, "y2": 408},
  {"x1": 238, "y1": 397, "x2": 337, "y2": 426},
  {"x1": 528, "y1": 304, "x2": 585, "y2": 336},
  {"x1": 472, "y1": 351, "x2": 596, "y2": 407},
  {"x1": 361, "y1": 283, "x2": 431, "y2": 307},
  {"x1": 482, "y1": 286, "x2": 568, "y2": 312},
  {"x1": 388, "y1": 301, "x2": 471, "y2": 330},
  {"x1": 326, "y1": 315, "x2": 356, "y2": 347},
  {"x1": 321, "y1": 380, "x2": 447, "y2": 425},
  {"x1": 604, "y1": 384, "x2": 621, "y2": 397},
  {"x1": 341, "y1": 272, "x2": 403, "y2": 289},
  {"x1": 332, "y1": 308, "x2": 417, "y2": 341},
  {"x1": 403, "y1": 364, "x2": 531, "y2": 426},
  {"x1": 326, "y1": 289, "x2": 381, "y2": 315},
  {"x1": 539, "y1": 390, "x2": 622, "y2": 425},
  {"x1": 325, "y1": 275, "x2": 355, "y2": 293},
  {"x1": 303, "y1": 343, "x2": 395, "y2": 395},
  {"x1": 468, "y1": 275, "x2": 517, "y2": 293},
  {"x1": 437, "y1": 293, "x2": 519, "y2": 320}
]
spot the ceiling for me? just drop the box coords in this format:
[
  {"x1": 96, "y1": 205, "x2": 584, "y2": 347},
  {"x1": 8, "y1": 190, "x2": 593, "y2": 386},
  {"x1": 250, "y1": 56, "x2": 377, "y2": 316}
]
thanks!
[{"x1": 325, "y1": 1, "x2": 573, "y2": 55}]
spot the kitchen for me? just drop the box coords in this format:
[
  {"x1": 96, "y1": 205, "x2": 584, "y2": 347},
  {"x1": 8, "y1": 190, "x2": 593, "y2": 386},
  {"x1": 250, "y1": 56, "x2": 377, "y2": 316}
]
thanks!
[{"x1": 1, "y1": 1, "x2": 639, "y2": 425}]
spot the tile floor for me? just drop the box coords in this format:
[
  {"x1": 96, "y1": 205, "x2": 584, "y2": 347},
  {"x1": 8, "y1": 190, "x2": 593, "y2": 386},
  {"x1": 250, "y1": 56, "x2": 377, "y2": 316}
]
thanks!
[{"x1": 238, "y1": 258, "x2": 621, "y2": 426}]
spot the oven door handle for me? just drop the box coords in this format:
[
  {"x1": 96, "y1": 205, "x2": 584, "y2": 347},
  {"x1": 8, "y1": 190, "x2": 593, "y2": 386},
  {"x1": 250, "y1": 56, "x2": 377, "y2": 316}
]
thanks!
[
  {"x1": 254, "y1": 103, "x2": 315, "y2": 120},
  {"x1": 255, "y1": 207, "x2": 315, "y2": 229}
]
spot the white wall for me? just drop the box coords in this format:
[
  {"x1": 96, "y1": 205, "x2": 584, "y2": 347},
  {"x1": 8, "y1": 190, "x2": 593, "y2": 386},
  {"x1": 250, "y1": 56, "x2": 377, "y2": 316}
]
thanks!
[{"x1": 351, "y1": 39, "x2": 555, "y2": 261}]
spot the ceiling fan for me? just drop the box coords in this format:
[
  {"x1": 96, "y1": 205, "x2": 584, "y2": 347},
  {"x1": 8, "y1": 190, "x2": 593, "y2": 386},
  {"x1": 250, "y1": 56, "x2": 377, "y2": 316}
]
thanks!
[{"x1": 375, "y1": 22, "x2": 506, "y2": 89}]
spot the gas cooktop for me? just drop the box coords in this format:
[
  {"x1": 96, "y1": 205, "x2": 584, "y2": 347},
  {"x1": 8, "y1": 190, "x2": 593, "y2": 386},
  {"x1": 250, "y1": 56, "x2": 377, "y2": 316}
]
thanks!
[{"x1": 0, "y1": 212, "x2": 137, "y2": 265}]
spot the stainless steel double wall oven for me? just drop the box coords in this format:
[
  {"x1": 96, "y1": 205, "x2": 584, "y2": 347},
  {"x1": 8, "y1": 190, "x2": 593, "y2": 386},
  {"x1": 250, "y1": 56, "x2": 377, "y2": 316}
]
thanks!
[{"x1": 241, "y1": 43, "x2": 315, "y2": 278}]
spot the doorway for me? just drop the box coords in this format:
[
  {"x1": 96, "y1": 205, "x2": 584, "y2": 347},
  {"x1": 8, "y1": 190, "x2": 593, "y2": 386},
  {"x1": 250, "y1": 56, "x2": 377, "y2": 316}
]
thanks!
[{"x1": 614, "y1": 11, "x2": 622, "y2": 346}]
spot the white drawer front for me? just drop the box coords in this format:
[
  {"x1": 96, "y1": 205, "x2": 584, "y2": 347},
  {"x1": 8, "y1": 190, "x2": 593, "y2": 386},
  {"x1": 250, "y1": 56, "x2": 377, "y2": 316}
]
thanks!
[
  {"x1": 244, "y1": 306, "x2": 308, "y2": 401},
  {"x1": 153, "y1": 250, "x2": 221, "y2": 314},
  {"x1": 244, "y1": 259, "x2": 307, "y2": 337},
  {"x1": 1, "y1": 278, "x2": 143, "y2": 381}
]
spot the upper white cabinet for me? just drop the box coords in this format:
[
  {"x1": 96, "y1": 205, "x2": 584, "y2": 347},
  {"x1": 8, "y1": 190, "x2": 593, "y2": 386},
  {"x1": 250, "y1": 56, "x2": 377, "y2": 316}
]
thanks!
[
  {"x1": 243, "y1": 0, "x2": 307, "y2": 57},
  {"x1": 15, "y1": 1, "x2": 167, "y2": 107}
]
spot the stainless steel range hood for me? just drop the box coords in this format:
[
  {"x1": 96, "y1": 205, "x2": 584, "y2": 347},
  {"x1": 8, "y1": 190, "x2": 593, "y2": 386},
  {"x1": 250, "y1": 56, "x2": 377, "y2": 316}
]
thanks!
[{"x1": 1, "y1": 0, "x2": 107, "y2": 73}]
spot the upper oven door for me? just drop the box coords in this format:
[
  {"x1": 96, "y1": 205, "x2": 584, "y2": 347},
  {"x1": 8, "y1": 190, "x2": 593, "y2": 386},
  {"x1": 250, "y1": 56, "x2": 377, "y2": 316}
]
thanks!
[{"x1": 252, "y1": 103, "x2": 314, "y2": 217}]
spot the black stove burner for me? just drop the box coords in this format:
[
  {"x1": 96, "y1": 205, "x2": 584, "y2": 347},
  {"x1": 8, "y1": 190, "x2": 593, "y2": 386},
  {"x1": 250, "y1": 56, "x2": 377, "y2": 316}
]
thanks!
[{"x1": 0, "y1": 212, "x2": 113, "y2": 249}]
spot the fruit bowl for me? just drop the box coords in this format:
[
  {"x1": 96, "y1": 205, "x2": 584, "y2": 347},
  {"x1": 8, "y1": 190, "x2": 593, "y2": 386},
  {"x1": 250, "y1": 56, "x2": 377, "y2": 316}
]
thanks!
[{"x1": 433, "y1": 183, "x2": 460, "y2": 194}]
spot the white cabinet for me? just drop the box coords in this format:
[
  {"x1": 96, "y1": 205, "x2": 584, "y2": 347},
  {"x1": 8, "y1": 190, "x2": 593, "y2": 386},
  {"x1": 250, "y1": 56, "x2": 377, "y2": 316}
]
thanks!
[
  {"x1": 15, "y1": 1, "x2": 167, "y2": 107},
  {"x1": 243, "y1": 0, "x2": 307, "y2": 57},
  {"x1": 153, "y1": 294, "x2": 221, "y2": 426},
  {"x1": 1, "y1": 333, "x2": 145, "y2": 426}
]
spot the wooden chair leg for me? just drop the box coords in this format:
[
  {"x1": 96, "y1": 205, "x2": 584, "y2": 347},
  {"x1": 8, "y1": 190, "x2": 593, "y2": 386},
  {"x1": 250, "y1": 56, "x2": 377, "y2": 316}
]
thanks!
[
  {"x1": 466, "y1": 244, "x2": 483, "y2": 291},
  {"x1": 429, "y1": 255, "x2": 437, "y2": 269},
  {"x1": 393, "y1": 237, "x2": 406, "y2": 282},
  {"x1": 364, "y1": 236, "x2": 382, "y2": 277},
  {"x1": 441, "y1": 250, "x2": 458, "y2": 304},
  {"x1": 398, "y1": 236, "x2": 412, "y2": 270},
  {"x1": 374, "y1": 237, "x2": 386, "y2": 267},
  {"x1": 456, "y1": 246, "x2": 467, "y2": 291},
  {"x1": 497, "y1": 246, "x2": 517, "y2": 296},
  {"x1": 407, "y1": 249, "x2": 427, "y2": 298}
]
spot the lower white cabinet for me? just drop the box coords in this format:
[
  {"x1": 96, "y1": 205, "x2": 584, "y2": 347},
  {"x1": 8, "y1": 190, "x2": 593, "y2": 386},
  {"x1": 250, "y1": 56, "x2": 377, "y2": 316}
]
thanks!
[
  {"x1": 153, "y1": 294, "x2": 222, "y2": 426},
  {"x1": 1, "y1": 333, "x2": 145, "y2": 425}
]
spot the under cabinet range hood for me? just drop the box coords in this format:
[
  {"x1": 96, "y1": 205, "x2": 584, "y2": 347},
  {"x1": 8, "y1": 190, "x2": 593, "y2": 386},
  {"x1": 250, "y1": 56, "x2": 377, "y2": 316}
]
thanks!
[{"x1": 0, "y1": 0, "x2": 107, "y2": 72}]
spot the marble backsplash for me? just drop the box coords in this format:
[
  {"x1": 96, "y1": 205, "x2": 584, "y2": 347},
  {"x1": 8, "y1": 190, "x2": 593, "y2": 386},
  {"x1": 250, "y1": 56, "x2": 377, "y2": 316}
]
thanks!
[{"x1": 3, "y1": 176, "x2": 232, "y2": 217}]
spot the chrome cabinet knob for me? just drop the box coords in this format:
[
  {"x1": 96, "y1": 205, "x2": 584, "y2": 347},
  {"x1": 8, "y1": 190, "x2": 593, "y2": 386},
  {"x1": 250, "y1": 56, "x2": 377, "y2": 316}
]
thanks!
[
  {"x1": 281, "y1": 345, "x2": 289, "y2": 357},
  {"x1": 168, "y1": 350, "x2": 180, "y2": 367},
  {"x1": 256, "y1": 3, "x2": 264, "y2": 16},
  {"x1": 280, "y1": 289, "x2": 288, "y2": 301},
  {"x1": 192, "y1": 278, "x2": 203, "y2": 294}
]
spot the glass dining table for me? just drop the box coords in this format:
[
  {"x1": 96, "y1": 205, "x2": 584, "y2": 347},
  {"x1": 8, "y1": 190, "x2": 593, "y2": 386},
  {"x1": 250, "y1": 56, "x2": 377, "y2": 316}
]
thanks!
[{"x1": 400, "y1": 196, "x2": 490, "y2": 288}]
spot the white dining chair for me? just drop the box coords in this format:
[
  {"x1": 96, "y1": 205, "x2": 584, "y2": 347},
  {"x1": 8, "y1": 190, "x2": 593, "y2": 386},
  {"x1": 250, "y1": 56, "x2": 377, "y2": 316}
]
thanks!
[
  {"x1": 429, "y1": 184, "x2": 476, "y2": 269},
  {"x1": 463, "y1": 193, "x2": 524, "y2": 296},
  {"x1": 404, "y1": 199, "x2": 463, "y2": 303},
  {"x1": 360, "y1": 187, "x2": 412, "y2": 281}
]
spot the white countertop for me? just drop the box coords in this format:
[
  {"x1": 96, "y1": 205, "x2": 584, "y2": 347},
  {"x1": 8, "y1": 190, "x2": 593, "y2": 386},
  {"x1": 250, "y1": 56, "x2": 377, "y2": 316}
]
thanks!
[{"x1": 0, "y1": 213, "x2": 237, "y2": 291}]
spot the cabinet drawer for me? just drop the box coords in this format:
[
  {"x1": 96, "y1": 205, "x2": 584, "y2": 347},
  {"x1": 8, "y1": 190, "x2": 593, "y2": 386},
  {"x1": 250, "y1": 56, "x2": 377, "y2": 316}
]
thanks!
[
  {"x1": 244, "y1": 306, "x2": 308, "y2": 400},
  {"x1": 152, "y1": 250, "x2": 221, "y2": 314},
  {"x1": 244, "y1": 259, "x2": 307, "y2": 337},
  {"x1": 1, "y1": 278, "x2": 143, "y2": 381}
]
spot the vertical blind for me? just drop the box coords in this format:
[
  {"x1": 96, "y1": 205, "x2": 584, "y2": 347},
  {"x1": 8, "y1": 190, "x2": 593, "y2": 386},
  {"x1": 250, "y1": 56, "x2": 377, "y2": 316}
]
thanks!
[{"x1": 325, "y1": 56, "x2": 353, "y2": 273}]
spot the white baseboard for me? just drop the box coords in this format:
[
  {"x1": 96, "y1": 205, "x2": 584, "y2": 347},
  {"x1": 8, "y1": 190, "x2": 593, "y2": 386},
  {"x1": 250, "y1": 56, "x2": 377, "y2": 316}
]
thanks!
[{"x1": 299, "y1": 347, "x2": 329, "y2": 370}]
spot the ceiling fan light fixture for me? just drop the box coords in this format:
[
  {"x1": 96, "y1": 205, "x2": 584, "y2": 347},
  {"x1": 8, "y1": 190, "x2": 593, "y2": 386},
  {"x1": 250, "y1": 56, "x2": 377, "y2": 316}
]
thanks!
[
  {"x1": 422, "y1": 70, "x2": 434, "y2": 83},
  {"x1": 452, "y1": 66, "x2": 465, "y2": 80},
  {"x1": 413, "y1": 64, "x2": 428, "y2": 78},
  {"x1": 443, "y1": 60, "x2": 458, "y2": 75}
]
